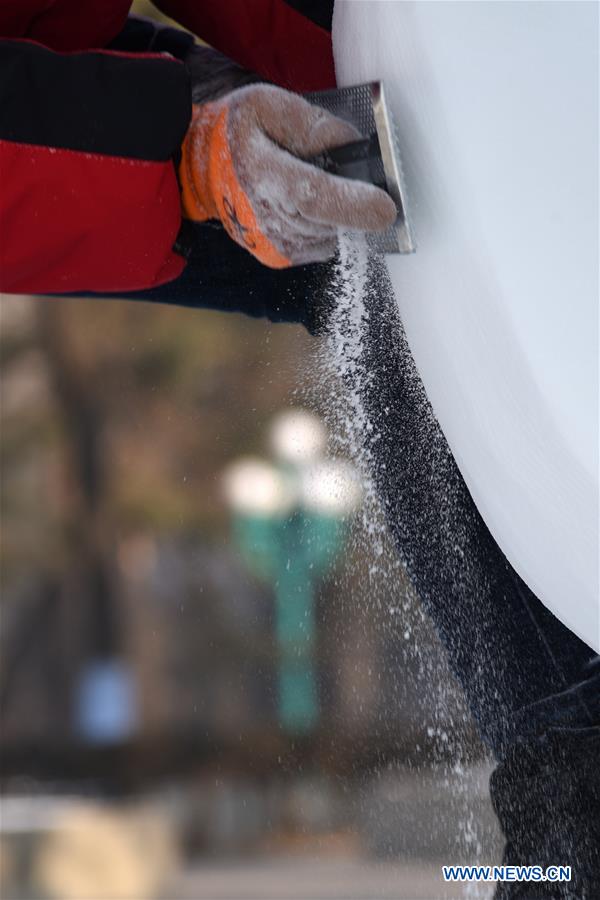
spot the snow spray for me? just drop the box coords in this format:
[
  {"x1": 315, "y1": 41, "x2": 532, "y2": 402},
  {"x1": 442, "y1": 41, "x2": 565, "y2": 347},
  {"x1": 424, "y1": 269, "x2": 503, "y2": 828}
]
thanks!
[{"x1": 298, "y1": 233, "x2": 502, "y2": 888}]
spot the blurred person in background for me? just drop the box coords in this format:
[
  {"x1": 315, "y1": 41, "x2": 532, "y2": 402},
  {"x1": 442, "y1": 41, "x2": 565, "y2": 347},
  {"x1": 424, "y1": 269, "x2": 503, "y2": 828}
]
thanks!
[{"x1": 1, "y1": 4, "x2": 599, "y2": 900}]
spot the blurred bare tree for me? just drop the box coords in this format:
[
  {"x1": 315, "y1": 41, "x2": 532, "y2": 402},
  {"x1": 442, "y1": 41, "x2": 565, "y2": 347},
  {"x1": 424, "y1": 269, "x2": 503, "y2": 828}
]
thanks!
[{"x1": 0, "y1": 294, "x2": 316, "y2": 753}]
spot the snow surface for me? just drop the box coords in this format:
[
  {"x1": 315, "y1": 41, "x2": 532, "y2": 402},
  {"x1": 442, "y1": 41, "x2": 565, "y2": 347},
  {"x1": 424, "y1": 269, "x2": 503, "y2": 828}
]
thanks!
[{"x1": 333, "y1": 1, "x2": 599, "y2": 650}]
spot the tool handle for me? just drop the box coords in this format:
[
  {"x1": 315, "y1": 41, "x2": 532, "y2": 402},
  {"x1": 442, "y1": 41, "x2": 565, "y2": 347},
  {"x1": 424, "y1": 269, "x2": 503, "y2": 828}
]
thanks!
[{"x1": 307, "y1": 134, "x2": 385, "y2": 189}]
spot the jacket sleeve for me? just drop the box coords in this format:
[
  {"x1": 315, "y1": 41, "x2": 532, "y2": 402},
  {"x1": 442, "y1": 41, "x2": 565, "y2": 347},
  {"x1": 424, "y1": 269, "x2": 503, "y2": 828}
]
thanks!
[
  {"x1": 0, "y1": 37, "x2": 192, "y2": 295},
  {"x1": 115, "y1": 220, "x2": 336, "y2": 335},
  {"x1": 154, "y1": 0, "x2": 335, "y2": 92}
]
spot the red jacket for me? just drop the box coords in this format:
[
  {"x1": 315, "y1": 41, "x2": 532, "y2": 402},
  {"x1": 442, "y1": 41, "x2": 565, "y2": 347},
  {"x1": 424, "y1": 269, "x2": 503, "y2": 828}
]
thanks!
[{"x1": 0, "y1": 1, "x2": 335, "y2": 295}]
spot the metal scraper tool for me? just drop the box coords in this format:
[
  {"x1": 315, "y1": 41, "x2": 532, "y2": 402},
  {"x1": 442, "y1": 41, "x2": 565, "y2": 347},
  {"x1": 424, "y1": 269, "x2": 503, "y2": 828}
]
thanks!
[{"x1": 305, "y1": 81, "x2": 415, "y2": 255}]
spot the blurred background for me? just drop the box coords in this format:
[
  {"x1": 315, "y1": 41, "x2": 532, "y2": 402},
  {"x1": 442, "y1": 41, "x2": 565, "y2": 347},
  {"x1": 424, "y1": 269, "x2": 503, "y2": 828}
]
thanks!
[
  {"x1": 0, "y1": 292, "x2": 501, "y2": 900},
  {"x1": 1, "y1": 4, "x2": 501, "y2": 898}
]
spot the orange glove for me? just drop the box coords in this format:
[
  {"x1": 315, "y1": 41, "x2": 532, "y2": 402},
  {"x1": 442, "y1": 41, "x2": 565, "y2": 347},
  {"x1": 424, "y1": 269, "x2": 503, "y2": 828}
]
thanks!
[{"x1": 179, "y1": 84, "x2": 397, "y2": 268}]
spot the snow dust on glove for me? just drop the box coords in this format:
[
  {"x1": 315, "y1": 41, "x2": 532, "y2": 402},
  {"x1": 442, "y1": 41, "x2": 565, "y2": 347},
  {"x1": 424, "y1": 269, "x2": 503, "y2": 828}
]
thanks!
[{"x1": 178, "y1": 84, "x2": 397, "y2": 268}]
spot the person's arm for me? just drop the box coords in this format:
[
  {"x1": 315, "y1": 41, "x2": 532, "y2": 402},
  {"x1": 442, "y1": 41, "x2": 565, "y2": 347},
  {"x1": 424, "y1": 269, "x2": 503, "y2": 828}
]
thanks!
[
  {"x1": 102, "y1": 20, "x2": 339, "y2": 334},
  {"x1": 105, "y1": 15, "x2": 395, "y2": 326},
  {"x1": 0, "y1": 37, "x2": 191, "y2": 295},
  {"x1": 1, "y1": 11, "x2": 390, "y2": 334}
]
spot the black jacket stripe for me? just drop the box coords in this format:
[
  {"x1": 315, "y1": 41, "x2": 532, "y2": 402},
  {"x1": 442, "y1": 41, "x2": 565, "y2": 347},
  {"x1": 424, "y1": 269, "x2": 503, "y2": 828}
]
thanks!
[
  {"x1": 0, "y1": 39, "x2": 191, "y2": 160},
  {"x1": 282, "y1": 0, "x2": 333, "y2": 32}
]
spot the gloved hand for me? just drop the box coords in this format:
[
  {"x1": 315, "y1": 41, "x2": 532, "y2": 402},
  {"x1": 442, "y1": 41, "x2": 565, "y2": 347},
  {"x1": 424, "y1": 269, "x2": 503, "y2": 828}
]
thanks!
[{"x1": 178, "y1": 84, "x2": 397, "y2": 268}]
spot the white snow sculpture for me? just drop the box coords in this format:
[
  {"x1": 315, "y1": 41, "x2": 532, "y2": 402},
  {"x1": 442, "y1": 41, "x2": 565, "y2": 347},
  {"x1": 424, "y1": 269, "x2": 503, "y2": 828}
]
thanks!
[{"x1": 333, "y1": 1, "x2": 599, "y2": 651}]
